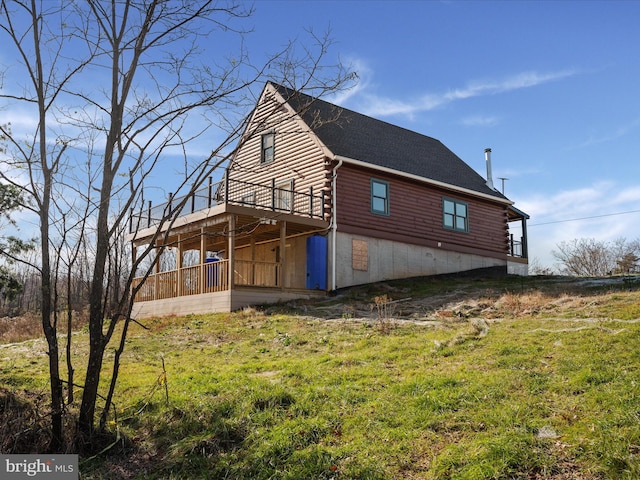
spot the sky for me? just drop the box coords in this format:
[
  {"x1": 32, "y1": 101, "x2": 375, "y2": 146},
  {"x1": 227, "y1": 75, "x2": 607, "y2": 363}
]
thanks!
[
  {"x1": 2, "y1": 1, "x2": 640, "y2": 271},
  {"x1": 244, "y1": 0, "x2": 640, "y2": 271}
]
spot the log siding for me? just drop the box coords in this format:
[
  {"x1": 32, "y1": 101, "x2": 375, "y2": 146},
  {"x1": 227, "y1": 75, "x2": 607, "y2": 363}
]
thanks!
[{"x1": 335, "y1": 164, "x2": 509, "y2": 260}]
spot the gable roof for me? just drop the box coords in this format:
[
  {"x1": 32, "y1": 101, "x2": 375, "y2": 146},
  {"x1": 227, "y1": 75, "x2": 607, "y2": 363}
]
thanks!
[{"x1": 270, "y1": 82, "x2": 508, "y2": 202}]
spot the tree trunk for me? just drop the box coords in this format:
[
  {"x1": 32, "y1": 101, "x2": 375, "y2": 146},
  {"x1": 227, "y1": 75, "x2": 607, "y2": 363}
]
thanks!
[{"x1": 77, "y1": 337, "x2": 106, "y2": 440}]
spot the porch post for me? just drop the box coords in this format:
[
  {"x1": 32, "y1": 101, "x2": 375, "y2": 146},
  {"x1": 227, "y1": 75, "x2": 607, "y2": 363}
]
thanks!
[
  {"x1": 521, "y1": 217, "x2": 529, "y2": 259},
  {"x1": 250, "y1": 237, "x2": 256, "y2": 285},
  {"x1": 279, "y1": 220, "x2": 286, "y2": 290},
  {"x1": 154, "y1": 242, "x2": 160, "y2": 300},
  {"x1": 200, "y1": 227, "x2": 206, "y2": 294},
  {"x1": 228, "y1": 215, "x2": 235, "y2": 289},
  {"x1": 176, "y1": 234, "x2": 183, "y2": 297}
]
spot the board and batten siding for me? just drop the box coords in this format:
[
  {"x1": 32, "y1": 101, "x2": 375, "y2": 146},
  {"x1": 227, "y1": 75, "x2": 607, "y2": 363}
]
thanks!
[
  {"x1": 335, "y1": 164, "x2": 509, "y2": 260},
  {"x1": 229, "y1": 91, "x2": 330, "y2": 201}
]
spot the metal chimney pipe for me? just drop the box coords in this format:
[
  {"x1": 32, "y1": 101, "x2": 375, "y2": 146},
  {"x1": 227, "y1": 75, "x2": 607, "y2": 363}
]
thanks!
[{"x1": 484, "y1": 148, "x2": 495, "y2": 190}]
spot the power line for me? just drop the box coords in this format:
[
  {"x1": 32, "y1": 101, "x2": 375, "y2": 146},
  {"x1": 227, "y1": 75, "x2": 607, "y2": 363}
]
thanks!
[{"x1": 529, "y1": 209, "x2": 640, "y2": 227}]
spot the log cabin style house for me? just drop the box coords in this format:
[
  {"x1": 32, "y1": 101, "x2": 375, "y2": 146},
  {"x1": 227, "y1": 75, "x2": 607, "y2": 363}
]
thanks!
[{"x1": 128, "y1": 82, "x2": 529, "y2": 318}]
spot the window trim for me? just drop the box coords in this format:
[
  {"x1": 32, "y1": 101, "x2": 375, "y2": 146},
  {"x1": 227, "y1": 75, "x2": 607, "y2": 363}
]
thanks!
[
  {"x1": 260, "y1": 132, "x2": 274, "y2": 165},
  {"x1": 275, "y1": 179, "x2": 293, "y2": 212},
  {"x1": 370, "y1": 178, "x2": 390, "y2": 216},
  {"x1": 442, "y1": 197, "x2": 469, "y2": 233}
]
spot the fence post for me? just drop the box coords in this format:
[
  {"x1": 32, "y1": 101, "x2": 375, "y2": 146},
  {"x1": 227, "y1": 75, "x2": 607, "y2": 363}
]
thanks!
[
  {"x1": 146, "y1": 200, "x2": 152, "y2": 228},
  {"x1": 309, "y1": 186, "x2": 314, "y2": 217}
]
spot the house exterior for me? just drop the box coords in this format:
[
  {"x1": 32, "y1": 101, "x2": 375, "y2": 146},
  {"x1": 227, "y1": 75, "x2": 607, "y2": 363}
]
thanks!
[{"x1": 127, "y1": 82, "x2": 529, "y2": 318}]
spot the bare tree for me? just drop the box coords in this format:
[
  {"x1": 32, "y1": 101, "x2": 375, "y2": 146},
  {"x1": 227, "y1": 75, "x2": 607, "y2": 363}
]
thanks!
[
  {"x1": 0, "y1": 0, "x2": 353, "y2": 452},
  {"x1": 553, "y1": 237, "x2": 640, "y2": 276}
]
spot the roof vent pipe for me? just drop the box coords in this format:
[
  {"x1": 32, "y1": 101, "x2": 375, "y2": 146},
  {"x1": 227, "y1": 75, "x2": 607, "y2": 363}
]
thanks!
[{"x1": 484, "y1": 148, "x2": 495, "y2": 190}]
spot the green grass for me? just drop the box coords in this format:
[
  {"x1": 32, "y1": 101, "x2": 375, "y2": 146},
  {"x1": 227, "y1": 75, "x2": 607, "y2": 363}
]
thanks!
[{"x1": 2, "y1": 275, "x2": 640, "y2": 478}]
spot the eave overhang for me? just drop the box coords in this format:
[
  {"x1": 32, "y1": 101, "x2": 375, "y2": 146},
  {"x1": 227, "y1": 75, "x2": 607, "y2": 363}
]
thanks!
[{"x1": 334, "y1": 154, "x2": 514, "y2": 206}]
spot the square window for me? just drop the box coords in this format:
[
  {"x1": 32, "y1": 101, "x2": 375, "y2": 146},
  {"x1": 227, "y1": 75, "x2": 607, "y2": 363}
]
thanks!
[
  {"x1": 371, "y1": 179, "x2": 389, "y2": 215},
  {"x1": 260, "y1": 132, "x2": 274, "y2": 164},
  {"x1": 443, "y1": 198, "x2": 468, "y2": 233}
]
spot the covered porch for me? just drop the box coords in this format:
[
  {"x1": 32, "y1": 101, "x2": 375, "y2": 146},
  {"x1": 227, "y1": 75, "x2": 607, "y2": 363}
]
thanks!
[
  {"x1": 129, "y1": 201, "x2": 330, "y2": 318},
  {"x1": 506, "y1": 205, "x2": 530, "y2": 276}
]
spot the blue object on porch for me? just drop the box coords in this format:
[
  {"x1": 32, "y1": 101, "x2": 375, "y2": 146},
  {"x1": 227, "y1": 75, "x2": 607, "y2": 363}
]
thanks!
[
  {"x1": 205, "y1": 257, "x2": 219, "y2": 287},
  {"x1": 306, "y1": 235, "x2": 327, "y2": 290}
]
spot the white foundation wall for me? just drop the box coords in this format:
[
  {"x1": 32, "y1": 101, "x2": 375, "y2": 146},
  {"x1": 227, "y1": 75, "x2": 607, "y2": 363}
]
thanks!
[
  {"x1": 508, "y1": 260, "x2": 529, "y2": 276},
  {"x1": 131, "y1": 288, "x2": 325, "y2": 318},
  {"x1": 333, "y1": 232, "x2": 507, "y2": 289}
]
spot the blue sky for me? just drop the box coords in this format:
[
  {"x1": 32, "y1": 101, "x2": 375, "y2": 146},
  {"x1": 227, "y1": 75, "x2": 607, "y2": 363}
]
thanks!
[
  {"x1": 246, "y1": 0, "x2": 640, "y2": 270},
  {"x1": 2, "y1": 1, "x2": 640, "y2": 271}
]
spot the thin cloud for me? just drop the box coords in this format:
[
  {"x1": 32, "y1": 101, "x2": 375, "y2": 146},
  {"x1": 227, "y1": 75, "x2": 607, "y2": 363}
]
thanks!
[
  {"x1": 328, "y1": 56, "x2": 372, "y2": 105},
  {"x1": 461, "y1": 115, "x2": 500, "y2": 127},
  {"x1": 572, "y1": 116, "x2": 640, "y2": 149},
  {"x1": 345, "y1": 68, "x2": 578, "y2": 118}
]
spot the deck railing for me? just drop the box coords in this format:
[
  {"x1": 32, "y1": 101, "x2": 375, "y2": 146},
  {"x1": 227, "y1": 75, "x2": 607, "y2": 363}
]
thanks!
[
  {"x1": 235, "y1": 260, "x2": 280, "y2": 287},
  {"x1": 132, "y1": 259, "x2": 283, "y2": 302},
  {"x1": 508, "y1": 235, "x2": 526, "y2": 258},
  {"x1": 129, "y1": 174, "x2": 326, "y2": 233}
]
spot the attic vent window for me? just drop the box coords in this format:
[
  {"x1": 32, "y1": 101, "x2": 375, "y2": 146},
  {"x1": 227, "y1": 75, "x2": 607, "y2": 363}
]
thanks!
[
  {"x1": 260, "y1": 132, "x2": 274, "y2": 164},
  {"x1": 370, "y1": 178, "x2": 389, "y2": 216},
  {"x1": 443, "y1": 198, "x2": 468, "y2": 233}
]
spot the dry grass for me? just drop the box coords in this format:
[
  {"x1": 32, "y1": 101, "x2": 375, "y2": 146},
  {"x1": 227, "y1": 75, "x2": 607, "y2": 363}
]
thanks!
[
  {"x1": 0, "y1": 311, "x2": 89, "y2": 344},
  {"x1": 0, "y1": 313, "x2": 43, "y2": 344}
]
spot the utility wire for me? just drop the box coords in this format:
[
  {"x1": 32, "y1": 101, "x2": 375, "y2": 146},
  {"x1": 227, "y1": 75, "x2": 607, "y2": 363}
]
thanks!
[{"x1": 529, "y1": 209, "x2": 640, "y2": 227}]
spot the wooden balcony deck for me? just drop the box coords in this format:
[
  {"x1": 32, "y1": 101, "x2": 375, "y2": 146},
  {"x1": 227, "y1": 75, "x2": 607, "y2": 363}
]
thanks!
[{"x1": 129, "y1": 174, "x2": 327, "y2": 235}]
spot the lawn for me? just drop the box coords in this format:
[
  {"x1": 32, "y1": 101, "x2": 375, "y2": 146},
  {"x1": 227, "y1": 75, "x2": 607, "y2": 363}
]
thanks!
[{"x1": 1, "y1": 275, "x2": 640, "y2": 479}]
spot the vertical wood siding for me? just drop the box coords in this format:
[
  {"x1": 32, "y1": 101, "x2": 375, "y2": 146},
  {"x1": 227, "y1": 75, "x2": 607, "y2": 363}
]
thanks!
[{"x1": 335, "y1": 164, "x2": 509, "y2": 259}]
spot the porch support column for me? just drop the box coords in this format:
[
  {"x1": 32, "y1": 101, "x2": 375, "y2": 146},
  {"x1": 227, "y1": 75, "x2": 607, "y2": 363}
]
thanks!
[
  {"x1": 279, "y1": 220, "x2": 286, "y2": 290},
  {"x1": 521, "y1": 217, "x2": 529, "y2": 259},
  {"x1": 154, "y1": 241, "x2": 160, "y2": 300},
  {"x1": 176, "y1": 234, "x2": 183, "y2": 297},
  {"x1": 250, "y1": 237, "x2": 256, "y2": 285},
  {"x1": 200, "y1": 227, "x2": 206, "y2": 294},
  {"x1": 228, "y1": 215, "x2": 235, "y2": 289}
]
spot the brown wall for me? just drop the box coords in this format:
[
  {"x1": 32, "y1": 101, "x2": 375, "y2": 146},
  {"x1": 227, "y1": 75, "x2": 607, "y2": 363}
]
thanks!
[{"x1": 335, "y1": 164, "x2": 509, "y2": 260}]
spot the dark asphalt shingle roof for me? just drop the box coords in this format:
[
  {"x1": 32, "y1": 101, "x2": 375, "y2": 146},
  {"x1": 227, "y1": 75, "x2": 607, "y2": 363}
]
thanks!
[{"x1": 272, "y1": 82, "x2": 507, "y2": 201}]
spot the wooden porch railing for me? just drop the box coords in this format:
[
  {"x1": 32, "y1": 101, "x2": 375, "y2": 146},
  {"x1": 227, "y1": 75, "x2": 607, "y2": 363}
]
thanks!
[
  {"x1": 234, "y1": 260, "x2": 280, "y2": 287},
  {"x1": 132, "y1": 259, "x2": 282, "y2": 302}
]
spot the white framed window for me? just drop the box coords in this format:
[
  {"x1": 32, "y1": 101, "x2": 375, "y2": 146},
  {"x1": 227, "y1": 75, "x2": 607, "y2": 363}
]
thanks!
[
  {"x1": 371, "y1": 178, "x2": 389, "y2": 216},
  {"x1": 443, "y1": 198, "x2": 469, "y2": 233},
  {"x1": 260, "y1": 132, "x2": 274, "y2": 164}
]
